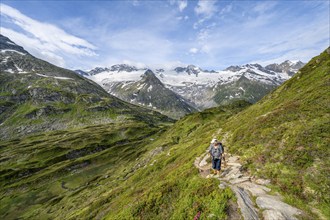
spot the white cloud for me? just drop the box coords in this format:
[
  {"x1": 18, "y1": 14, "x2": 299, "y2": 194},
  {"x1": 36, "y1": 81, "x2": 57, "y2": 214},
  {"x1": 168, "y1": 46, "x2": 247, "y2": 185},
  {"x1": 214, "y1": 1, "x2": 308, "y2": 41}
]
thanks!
[
  {"x1": 195, "y1": 0, "x2": 217, "y2": 18},
  {"x1": 253, "y1": 48, "x2": 323, "y2": 66},
  {"x1": 0, "y1": 27, "x2": 66, "y2": 67},
  {"x1": 178, "y1": 0, "x2": 188, "y2": 12},
  {"x1": 193, "y1": 0, "x2": 218, "y2": 29},
  {"x1": 189, "y1": 47, "x2": 199, "y2": 54},
  {"x1": 197, "y1": 27, "x2": 211, "y2": 42},
  {"x1": 256, "y1": 19, "x2": 329, "y2": 55},
  {"x1": 99, "y1": 29, "x2": 174, "y2": 66},
  {"x1": 0, "y1": 3, "x2": 97, "y2": 67},
  {"x1": 149, "y1": 60, "x2": 187, "y2": 70},
  {"x1": 121, "y1": 60, "x2": 147, "y2": 69},
  {"x1": 188, "y1": 2, "x2": 329, "y2": 69},
  {"x1": 169, "y1": 0, "x2": 188, "y2": 12},
  {"x1": 243, "y1": 12, "x2": 276, "y2": 29},
  {"x1": 253, "y1": 2, "x2": 277, "y2": 14},
  {"x1": 177, "y1": 15, "x2": 189, "y2": 21},
  {"x1": 1, "y1": 1, "x2": 327, "y2": 71},
  {"x1": 220, "y1": 4, "x2": 232, "y2": 15}
]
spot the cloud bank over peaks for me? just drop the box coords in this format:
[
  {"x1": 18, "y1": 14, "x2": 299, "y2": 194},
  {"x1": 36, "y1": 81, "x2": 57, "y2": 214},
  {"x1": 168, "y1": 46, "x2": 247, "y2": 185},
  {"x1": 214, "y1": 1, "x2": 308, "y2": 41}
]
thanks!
[{"x1": 0, "y1": 3, "x2": 97, "y2": 67}]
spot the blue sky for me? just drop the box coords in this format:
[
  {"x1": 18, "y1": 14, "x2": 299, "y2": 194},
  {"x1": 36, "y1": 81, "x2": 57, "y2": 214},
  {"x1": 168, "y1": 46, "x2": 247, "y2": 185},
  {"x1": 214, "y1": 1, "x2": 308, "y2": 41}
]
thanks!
[{"x1": 1, "y1": 0, "x2": 329, "y2": 70}]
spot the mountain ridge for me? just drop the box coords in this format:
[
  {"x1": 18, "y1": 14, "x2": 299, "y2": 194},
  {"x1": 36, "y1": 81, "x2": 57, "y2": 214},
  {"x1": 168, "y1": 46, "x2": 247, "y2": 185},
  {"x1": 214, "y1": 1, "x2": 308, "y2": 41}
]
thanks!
[
  {"x1": 102, "y1": 69, "x2": 197, "y2": 119},
  {"x1": 80, "y1": 61, "x2": 304, "y2": 114}
]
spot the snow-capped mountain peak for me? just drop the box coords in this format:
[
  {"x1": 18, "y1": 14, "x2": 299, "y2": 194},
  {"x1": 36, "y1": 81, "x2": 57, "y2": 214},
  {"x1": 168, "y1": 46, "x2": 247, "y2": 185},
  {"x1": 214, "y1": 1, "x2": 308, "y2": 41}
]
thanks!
[
  {"x1": 88, "y1": 64, "x2": 145, "y2": 76},
  {"x1": 0, "y1": 34, "x2": 28, "y2": 56},
  {"x1": 174, "y1": 64, "x2": 202, "y2": 76},
  {"x1": 81, "y1": 60, "x2": 304, "y2": 115},
  {"x1": 89, "y1": 67, "x2": 110, "y2": 75},
  {"x1": 141, "y1": 69, "x2": 163, "y2": 85},
  {"x1": 265, "y1": 60, "x2": 304, "y2": 76},
  {"x1": 109, "y1": 64, "x2": 143, "y2": 72}
]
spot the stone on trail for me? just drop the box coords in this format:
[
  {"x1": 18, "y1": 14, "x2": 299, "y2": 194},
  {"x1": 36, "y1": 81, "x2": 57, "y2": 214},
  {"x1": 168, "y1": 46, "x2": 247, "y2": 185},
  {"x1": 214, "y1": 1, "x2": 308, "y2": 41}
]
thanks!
[
  {"x1": 231, "y1": 185, "x2": 259, "y2": 220},
  {"x1": 227, "y1": 155, "x2": 240, "y2": 163},
  {"x1": 225, "y1": 172, "x2": 243, "y2": 181},
  {"x1": 199, "y1": 153, "x2": 210, "y2": 167},
  {"x1": 195, "y1": 154, "x2": 303, "y2": 220},
  {"x1": 256, "y1": 196, "x2": 301, "y2": 220},
  {"x1": 255, "y1": 178, "x2": 271, "y2": 185},
  {"x1": 218, "y1": 182, "x2": 227, "y2": 189},
  {"x1": 238, "y1": 182, "x2": 271, "y2": 197},
  {"x1": 226, "y1": 162, "x2": 242, "y2": 168},
  {"x1": 230, "y1": 176, "x2": 250, "y2": 185},
  {"x1": 263, "y1": 210, "x2": 286, "y2": 220}
]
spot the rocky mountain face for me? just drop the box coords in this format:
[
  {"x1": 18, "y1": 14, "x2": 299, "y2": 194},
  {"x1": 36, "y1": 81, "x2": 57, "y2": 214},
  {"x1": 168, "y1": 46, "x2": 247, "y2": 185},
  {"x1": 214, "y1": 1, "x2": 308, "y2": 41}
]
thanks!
[
  {"x1": 102, "y1": 69, "x2": 197, "y2": 119},
  {"x1": 0, "y1": 35, "x2": 172, "y2": 139},
  {"x1": 265, "y1": 60, "x2": 305, "y2": 76},
  {"x1": 74, "y1": 69, "x2": 89, "y2": 77},
  {"x1": 85, "y1": 60, "x2": 304, "y2": 113},
  {"x1": 211, "y1": 63, "x2": 292, "y2": 105},
  {"x1": 87, "y1": 64, "x2": 145, "y2": 76}
]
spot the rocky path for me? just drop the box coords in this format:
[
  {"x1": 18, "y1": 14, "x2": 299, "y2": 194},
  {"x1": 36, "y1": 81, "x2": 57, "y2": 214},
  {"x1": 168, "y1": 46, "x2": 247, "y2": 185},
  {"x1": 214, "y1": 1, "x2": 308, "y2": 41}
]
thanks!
[{"x1": 194, "y1": 152, "x2": 303, "y2": 220}]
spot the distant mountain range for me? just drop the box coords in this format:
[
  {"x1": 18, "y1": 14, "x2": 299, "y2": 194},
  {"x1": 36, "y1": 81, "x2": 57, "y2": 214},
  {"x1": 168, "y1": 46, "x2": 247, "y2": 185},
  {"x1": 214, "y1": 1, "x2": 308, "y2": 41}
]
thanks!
[
  {"x1": 0, "y1": 33, "x2": 305, "y2": 121},
  {"x1": 75, "y1": 60, "x2": 304, "y2": 118}
]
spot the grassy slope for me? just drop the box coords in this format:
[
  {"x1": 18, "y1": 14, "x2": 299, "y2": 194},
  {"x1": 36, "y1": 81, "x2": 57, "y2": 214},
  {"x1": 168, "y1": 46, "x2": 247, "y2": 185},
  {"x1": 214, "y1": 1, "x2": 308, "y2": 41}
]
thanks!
[
  {"x1": 2, "y1": 45, "x2": 328, "y2": 219},
  {"x1": 220, "y1": 48, "x2": 330, "y2": 217},
  {"x1": 0, "y1": 72, "x2": 173, "y2": 140},
  {"x1": 0, "y1": 122, "x2": 168, "y2": 219},
  {"x1": 1, "y1": 46, "x2": 328, "y2": 219},
  {"x1": 0, "y1": 101, "x2": 250, "y2": 219},
  {"x1": 213, "y1": 75, "x2": 277, "y2": 105},
  {"x1": 103, "y1": 101, "x2": 250, "y2": 220},
  {"x1": 106, "y1": 48, "x2": 328, "y2": 219}
]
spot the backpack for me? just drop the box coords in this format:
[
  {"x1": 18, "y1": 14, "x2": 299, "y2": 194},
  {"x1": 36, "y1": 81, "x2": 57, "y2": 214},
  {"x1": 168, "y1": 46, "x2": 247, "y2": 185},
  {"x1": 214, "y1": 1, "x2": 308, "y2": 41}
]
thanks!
[{"x1": 220, "y1": 143, "x2": 224, "y2": 154}]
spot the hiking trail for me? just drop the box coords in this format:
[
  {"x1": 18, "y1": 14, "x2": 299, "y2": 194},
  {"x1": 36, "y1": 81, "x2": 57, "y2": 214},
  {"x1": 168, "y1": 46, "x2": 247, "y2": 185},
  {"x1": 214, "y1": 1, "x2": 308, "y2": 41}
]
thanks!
[{"x1": 194, "y1": 152, "x2": 303, "y2": 220}]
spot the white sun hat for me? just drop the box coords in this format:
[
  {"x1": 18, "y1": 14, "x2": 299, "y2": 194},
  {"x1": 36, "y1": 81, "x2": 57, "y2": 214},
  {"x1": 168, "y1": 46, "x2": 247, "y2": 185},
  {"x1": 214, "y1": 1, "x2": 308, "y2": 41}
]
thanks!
[{"x1": 210, "y1": 138, "x2": 218, "y2": 144}]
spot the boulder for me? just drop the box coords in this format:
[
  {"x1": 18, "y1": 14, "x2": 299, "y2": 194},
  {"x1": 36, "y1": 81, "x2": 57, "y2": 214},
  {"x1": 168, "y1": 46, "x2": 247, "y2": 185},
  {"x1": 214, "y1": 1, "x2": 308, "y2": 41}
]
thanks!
[
  {"x1": 230, "y1": 185, "x2": 259, "y2": 220},
  {"x1": 256, "y1": 195, "x2": 301, "y2": 220},
  {"x1": 263, "y1": 210, "x2": 286, "y2": 220}
]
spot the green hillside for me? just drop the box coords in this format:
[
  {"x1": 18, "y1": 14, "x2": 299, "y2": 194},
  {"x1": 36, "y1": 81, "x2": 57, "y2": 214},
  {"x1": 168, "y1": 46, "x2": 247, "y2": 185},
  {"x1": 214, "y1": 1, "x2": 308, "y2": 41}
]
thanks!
[
  {"x1": 220, "y1": 48, "x2": 330, "y2": 217},
  {"x1": 0, "y1": 101, "x2": 250, "y2": 219},
  {"x1": 213, "y1": 75, "x2": 278, "y2": 105},
  {"x1": 0, "y1": 35, "x2": 173, "y2": 140},
  {"x1": 1, "y1": 36, "x2": 328, "y2": 219},
  {"x1": 107, "y1": 48, "x2": 329, "y2": 219},
  {"x1": 0, "y1": 70, "x2": 173, "y2": 140},
  {"x1": 0, "y1": 122, "x2": 168, "y2": 219}
]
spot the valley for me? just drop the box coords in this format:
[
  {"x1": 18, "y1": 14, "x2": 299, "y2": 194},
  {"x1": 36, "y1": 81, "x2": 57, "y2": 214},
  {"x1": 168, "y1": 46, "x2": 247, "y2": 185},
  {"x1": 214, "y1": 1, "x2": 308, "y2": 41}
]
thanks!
[{"x1": 0, "y1": 34, "x2": 329, "y2": 220}]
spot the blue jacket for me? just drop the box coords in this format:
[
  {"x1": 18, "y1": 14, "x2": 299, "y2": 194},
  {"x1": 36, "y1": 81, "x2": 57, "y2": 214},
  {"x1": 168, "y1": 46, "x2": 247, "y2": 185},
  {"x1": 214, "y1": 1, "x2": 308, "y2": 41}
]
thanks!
[{"x1": 209, "y1": 144, "x2": 224, "y2": 159}]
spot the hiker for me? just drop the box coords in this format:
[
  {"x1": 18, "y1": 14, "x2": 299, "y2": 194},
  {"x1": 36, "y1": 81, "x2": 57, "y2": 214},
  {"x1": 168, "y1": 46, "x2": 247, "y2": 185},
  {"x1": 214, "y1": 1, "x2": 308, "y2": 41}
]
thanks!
[{"x1": 209, "y1": 139, "x2": 224, "y2": 176}]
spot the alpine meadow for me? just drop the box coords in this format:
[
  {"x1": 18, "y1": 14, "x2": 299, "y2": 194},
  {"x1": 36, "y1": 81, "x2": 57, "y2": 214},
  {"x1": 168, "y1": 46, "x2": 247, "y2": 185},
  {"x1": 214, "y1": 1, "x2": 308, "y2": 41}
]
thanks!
[{"x1": 0, "y1": 1, "x2": 329, "y2": 220}]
